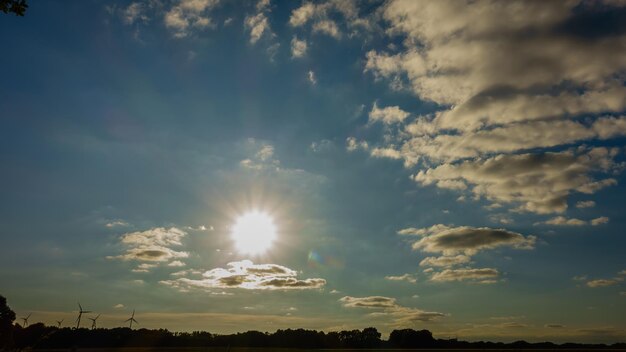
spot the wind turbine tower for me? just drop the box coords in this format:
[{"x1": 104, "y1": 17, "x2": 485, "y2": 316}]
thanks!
[
  {"x1": 21, "y1": 313, "x2": 31, "y2": 327},
  {"x1": 88, "y1": 314, "x2": 100, "y2": 329},
  {"x1": 125, "y1": 309, "x2": 138, "y2": 329},
  {"x1": 75, "y1": 303, "x2": 91, "y2": 329}
]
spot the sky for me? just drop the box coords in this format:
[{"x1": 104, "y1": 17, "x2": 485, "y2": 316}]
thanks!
[{"x1": 1, "y1": 0, "x2": 625, "y2": 344}]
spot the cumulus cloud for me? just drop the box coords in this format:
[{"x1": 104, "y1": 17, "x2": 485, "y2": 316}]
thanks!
[
  {"x1": 290, "y1": 36, "x2": 307, "y2": 58},
  {"x1": 412, "y1": 148, "x2": 621, "y2": 214},
  {"x1": 357, "y1": 0, "x2": 626, "y2": 215},
  {"x1": 107, "y1": 227, "x2": 189, "y2": 263},
  {"x1": 385, "y1": 273, "x2": 417, "y2": 283},
  {"x1": 164, "y1": 0, "x2": 220, "y2": 38},
  {"x1": 406, "y1": 225, "x2": 535, "y2": 256},
  {"x1": 339, "y1": 296, "x2": 446, "y2": 323},
  {"x1": 161, "y1": 260, "x2": 326, "y2": 290}
]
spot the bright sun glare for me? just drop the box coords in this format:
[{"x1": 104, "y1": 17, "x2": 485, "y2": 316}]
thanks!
[{"x1": 231, "y1": 211, "x2": 277, "y2": 255}]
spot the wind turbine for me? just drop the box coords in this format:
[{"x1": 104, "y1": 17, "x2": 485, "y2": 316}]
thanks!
[
  {"x1": 21, "y1": 313, "x2": 31, "y2": 327},
  {"x1": 124, "y1": 309, "x2": 138, "y2": 329},
  {"x1": 56, "y1": 319, "x2": 64, "y2": 328},
  {"x1": 88, "y1": 314, "x2": 100, "y2": 329},
  {"x1": 75, "y1": 303, "x2": 91, "y2": 329}
]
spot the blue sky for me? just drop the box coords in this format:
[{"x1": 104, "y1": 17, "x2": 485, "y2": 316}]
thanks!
[{"x1": 1, "y1": 0, "x2": 625, "y2": 343}]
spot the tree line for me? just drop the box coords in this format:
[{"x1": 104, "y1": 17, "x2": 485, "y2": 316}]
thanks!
[{"x1": 2, "y1": 295, "x2": 624, "y2": 350}]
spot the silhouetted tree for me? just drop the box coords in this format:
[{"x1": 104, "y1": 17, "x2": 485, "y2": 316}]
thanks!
[
  {"x1": 0, "y1": 0, "x2": 28, "y2": 16},
  {"x1": 389, "y1": 328, "x2": 436, "y2": 348},
  {"x1": 0, "y1": 295, "x2": 16, "y2": 349}
]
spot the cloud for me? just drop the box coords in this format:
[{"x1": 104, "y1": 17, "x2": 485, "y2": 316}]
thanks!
[
  {"x1": 123, "y1": 2, "x2": 149, "y2": 25},
  {"x1": 339, "y1": 296, "x2": 397, "y2": 309},
  {"x1": 576, "y1": 200, "x2": 596, "y2": 209},
  {"x1": 412, "y1": 148, "x2": 620, "y2": 214},
  {"x1": 164, "y1": 0, "x2": 219, "y2": 38},
  {"x1": 406, "y1": 225, "x2": 536, "y2": 256},
  {"x1": 107, "y1": 227, "x2": 189, "y2": 263},
  {"x1": 419, "y1": 255, "x2": 471, "y2": 268},
  {"x1": 540, "y1": 216, "x2": 587, "y2": 226},
  {"x1": 357, "y1": 0, "x2": 626, "y2": 216},
  {"x1": 113, "y1": 304, "x2": 125, "y2": 309},
  {"x1": 346, "y1": 137, "x2": 368, "y2": 152},
  {"x1": 546, "y1": 324, "x2": 565, "y2": 328},
  {"x1": 385, "y1": 273, "x2": 417, "y2": 283},
  {"x1": 290, "y1": 36, "x2": 308, "y2": 58},
  {"x1": 591, "y1": 216, "x2": 610, "y2": 226},
  {"x1": 586, "y1": 278, "x2": 622, "y2": 287},
  {"x1": 368, "y1": 102, "x2": 410, "y2": 124},
  {"x1": 161, "y1": 260, "x2": 326, "y2": 290},
  {"x1": 106, "y1": 220, "x2": 129, "y2": 228},
  {"x1": 288, "y1": 0, "x2": 365, "y2": 38},
  {"x1": 307, "y1": 70, "x2": 317, "y2": 85},
  {"x1": 240, "y1": 140, "x2": 280, "y2": 170},
  {"x1": 339, "y1": 296, "x2": 446, "y2": 324},
  {"x1": 168, "y1": 260, "x2": 186, "y2": 267},
  {"x1": 244, "y1": 0, "x2": 273, "y2": 44},
  {"x1": 430, "y1": 268, "x2": 499, "y2": 283},
  {"x1": 313, "y1": 20, "x2": 340, "y2": 38}
]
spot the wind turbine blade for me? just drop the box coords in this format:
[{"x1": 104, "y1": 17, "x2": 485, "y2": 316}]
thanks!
[
  {"x1": 78, "y1": 302, "x2": 82, "y2": 311},
  {"x1": 27, "y1": 313, "x2": 32, "y2": 319},
  {"x1": 132, "y1": 318, "x2": 138, "y2": 323}
]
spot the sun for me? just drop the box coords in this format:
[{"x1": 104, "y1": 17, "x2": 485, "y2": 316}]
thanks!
[{"x1": 231, "y1": 211, "x2": 277, "y2": 255}]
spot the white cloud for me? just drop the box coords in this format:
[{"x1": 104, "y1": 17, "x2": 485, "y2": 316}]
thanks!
[
  {"x1": 368, "y1": 102, "x2": 410, "y2": 124},
  {"x1": 586, "y1": 278, "x2": 622, "y2": 288},
  {"x1": 412, "y1": 148, "x2": 620, "y2": 214},
  {"x1": 107, "y1": 227, "x2": 189, "y2": 263},
  {"x1": 384, "y1": 273, "x2": 417, "y2": 283},
  {"x1": 591, "y1": 216, "x2": 610, "y2": 226},
  {"x1": 576, "y1": 200, "x2": 596, "y2": 209},
  {"x1": 357, "y1": 0, "x2": 626, "y2": 217},
  {"x1": 288, "y1": 0, "x2": 367, "y2": 39},
  {"x1": 244, "y1": 0, "x2": 273, "y2": 44},
  {"x1": 346, "y1": 137, "x2": 369, "y2": 152},
  {"x1": 106, "y1": 220, "x2": 129, "y2": 228},
  {"x1": 540, "y1": 216, "x2": 587, "y2": 226},
  {"x1": 161, "y1": 260, "x2": 326, "y2": 290},
  {"x1": 164, "y1": 0, "x2": 219, "y2": 38},
  {"x1": 307, "y1": 70, "x2": 317, "y2": 85},
  {"x1": 113, "y1": 304, "x2": 125, "y2": 309},
  {"x1": 123, "y1": 2, "x2": 149, "y2": 25},
  {"x1": 168, "y1": 260, "x2": 186, "y2": 267},
  {"x1": 313, "y1": 20, "x2": 340, "y2": 38},
  {"x1": 290, "y1": 36, "x2": 308, "y2": 58}
]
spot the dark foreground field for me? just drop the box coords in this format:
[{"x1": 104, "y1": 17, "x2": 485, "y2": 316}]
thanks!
[{"x1": 30, "y1": 349, "x2": 626, "y2": 352}]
